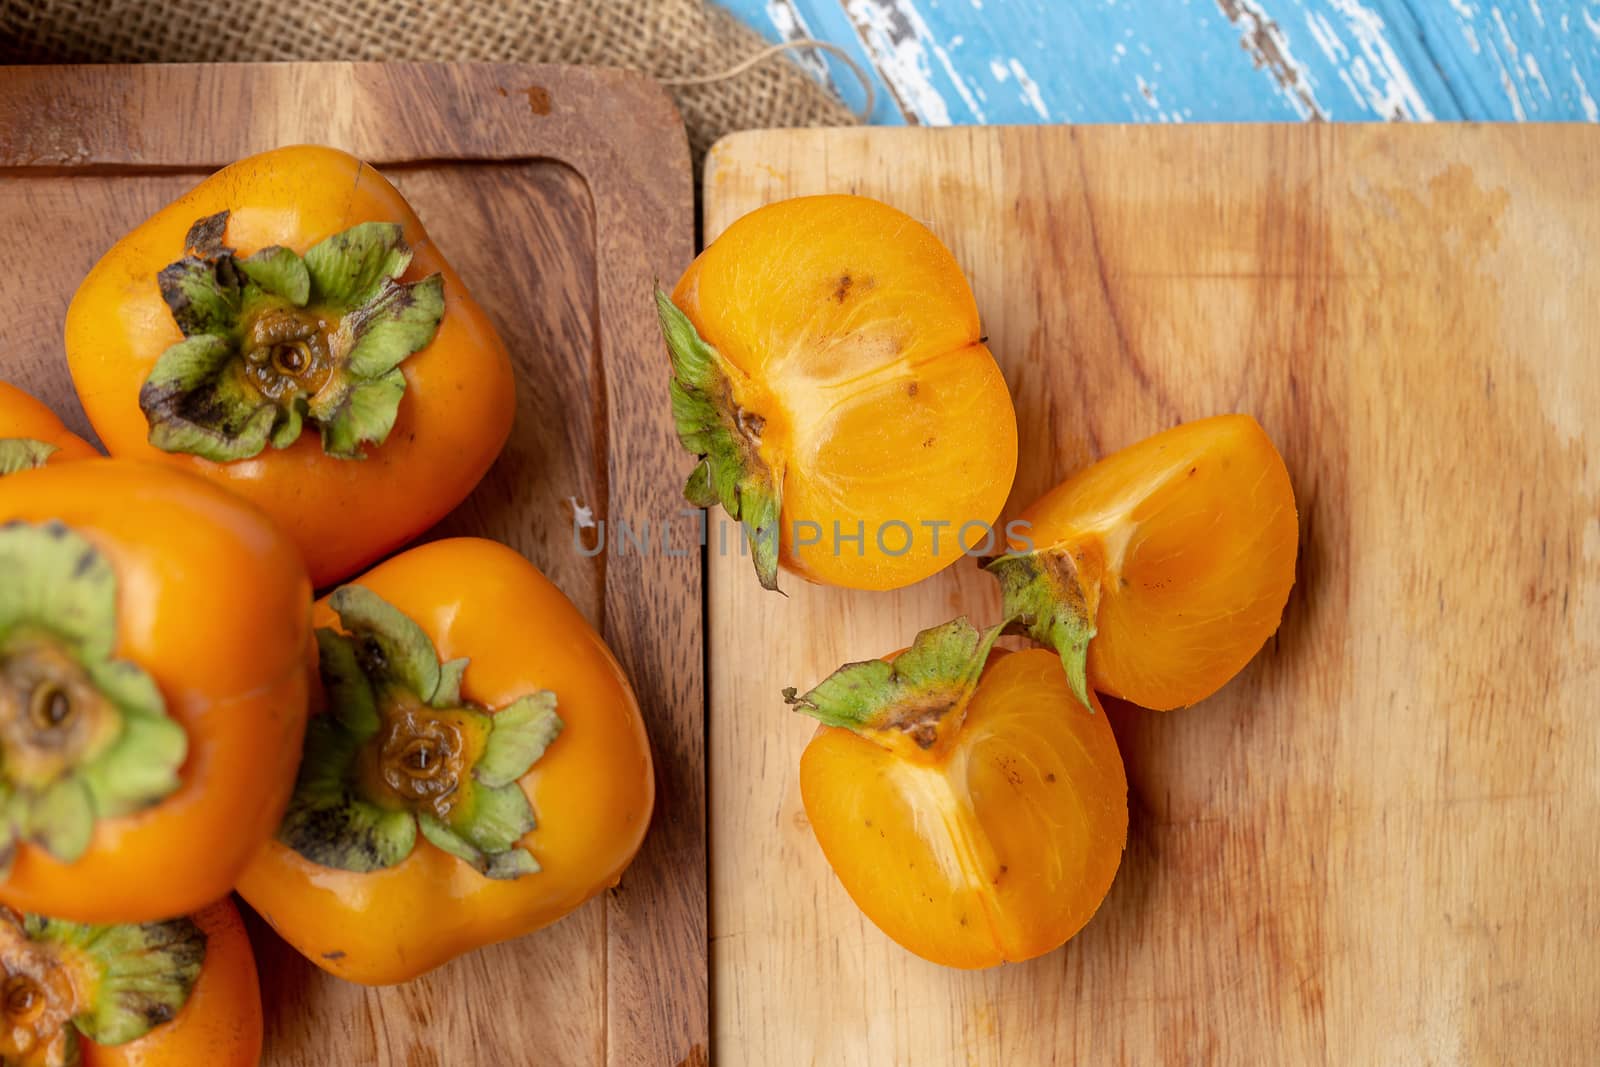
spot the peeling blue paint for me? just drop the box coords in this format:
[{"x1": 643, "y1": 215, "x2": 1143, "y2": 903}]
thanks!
[{"x1": 718, "y1": 0, "x2": 1600, "y2": 123}]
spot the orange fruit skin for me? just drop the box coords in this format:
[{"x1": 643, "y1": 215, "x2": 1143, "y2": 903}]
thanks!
[
  {"x1": 0, "y1": 381, "x2": 99, "y2": 464},
  {"x1": 64, "y1": 144, "x2": 515, "y2": 588},
  {"x1": 83, "y1": 897, "x2": 263, "y2": 1067},
  {"x1": 237, "y1": 538, "x2": 656, "y2": 986},
  {"x1": 1017, "y1": 413, "x2": 1298, "y2": 710},
  {"x1": 673, "y1": 194, "x2": 1017, "y2": 591},
  {"x1": 800, "y1": 648, "x2": 1128, "y2": 969},
  {"x1": 0, "y1": 459, "x2": 311, "y2": 924}
]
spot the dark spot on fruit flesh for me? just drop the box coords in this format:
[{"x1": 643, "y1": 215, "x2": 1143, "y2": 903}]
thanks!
[
  {"x1": 992, "y1": 754, "x2": 1025, "y2": 788},
  {"x1": 906, "y1": 381, "x2": 919, "y2": 397},
  {"x1": 322, "y1": 950, "x2": 347, "y2": 960},
  {"x1": 1045, "y1": 772, "x2": 1056, "y2": 783},
  {"x1": 922, "y1": 437, "x2": 935, "y2": 448},
  {"x1": 885, "y1": 698, "x2": 955, "y2": 749},
  {"x1": 993, "y1": 865, "x2": 1008, "y2": 886},
  {"x1": 834, "y1": 274, "x2": 852, "y2": 303},
  {"x1": 526, "y1": 86, "x2": 552, "y2": 115}
]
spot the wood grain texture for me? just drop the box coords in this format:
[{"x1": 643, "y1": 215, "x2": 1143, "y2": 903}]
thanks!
[
  {"x1": 704, "y1": 124, "x2": 1600, "y2": 1064},
  {"x1": 0, "y1": 63, "x2": 704, "y2": 1066}
]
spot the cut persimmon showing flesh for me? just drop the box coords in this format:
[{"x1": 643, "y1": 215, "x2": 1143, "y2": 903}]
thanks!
[
  {"x1": 988, "y1": 413, "x2": 1298, "y2": 711},
  {"x1": 789, "y1": 618, "x2": 1128, "y2": 969},
  {"x1": 657, "y1": 194, "x2": 1018, "y2": 592}
]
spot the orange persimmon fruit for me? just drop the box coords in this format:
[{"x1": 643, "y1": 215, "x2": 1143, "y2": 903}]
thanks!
[
  {"x1": 65, "y1": 144, "x2": 514, "y2": 587},
  {"x1": 239, "y1": 537, "x2": 654, "y2": 985},
  {"x1": 0, "y1": 459, "x2": 310, "y2": 923},
  {"x1": 790, "y1": 619, "x2": 1128, "y2": 969},
  {"x1": 0, "y1": 381, "x2": 97, "y2": 474},
  {"x1": 657, "y1": 194, "x2": 1018, "y2": 592},
  {"x1": 989, "y1": 413, "x2": 1298, "y2": 711},
  {"x1": 0, "y1": 897, "x2": 261, "y2": 1067}
]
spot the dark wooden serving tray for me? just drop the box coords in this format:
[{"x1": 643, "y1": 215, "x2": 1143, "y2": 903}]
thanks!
[{"x1": 0, "y1": 62, "x2": 703, "y2": 1066}]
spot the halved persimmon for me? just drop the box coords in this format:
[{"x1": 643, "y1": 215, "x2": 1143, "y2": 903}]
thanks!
[
  {"x1": 658, "y1": 194, "x2": 1017, "y2": 591},
  {"x1": 789, "y1": 619, "x2": 1127, "y2": 969},
  {"x1": 989, "y1": 414, "x2": 1297, "y2": 711}
]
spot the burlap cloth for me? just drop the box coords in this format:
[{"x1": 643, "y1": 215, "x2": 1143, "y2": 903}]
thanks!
[{"x1": 0, "y1": 0, "x2": 857, "y2": 161}]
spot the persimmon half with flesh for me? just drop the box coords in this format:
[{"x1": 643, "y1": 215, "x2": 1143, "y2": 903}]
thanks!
[
  {"x1": 988, "y1": 413, "x2": 1298, "y2": 711},
  {"x1": 657, "y1": 194, "x2": 1018, "y2": 591},
  {"x1": 789, "y1": 618, "x2": 1127, "y2": 969}
]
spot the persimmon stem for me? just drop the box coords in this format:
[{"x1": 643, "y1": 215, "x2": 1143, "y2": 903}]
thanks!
[
  {"x1": 364, "y1": 697, "x2": 472, "y2": 818},
  {"x1": 0, "y1": 909, "x2": 206, "y2": 1061},
  {"x1": 0, "y1": 521, "x2": 186, "y2": 872},
  {"x1": 1, "y1": 639, "x2": 112, "y2": 782},
  {"x1": 2, "y1": 974, "x2": 44, "y2": 1023},
  {"x1": 27, "y1": 683, "x2": 72, "y2": 733},
  {"x1": 784, "y1": 617, "x2": 1006, "y2": 762},
  {"x1": 278, "y1": 585, "x2": 561, "y2": 881},
  {"x1": 983, "y1": 544, "x2": 1104, "y2": 713},
  {"x1": 655, "y1": 289, "x2": 784, "y2": 591},
  {"x1": 141, "y1": 212, "x2": 444, "y2": 462}
]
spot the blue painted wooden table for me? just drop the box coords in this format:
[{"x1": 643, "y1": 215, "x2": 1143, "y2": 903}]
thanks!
[{"x1": 719, "y1": 0, "x2": 1600, "y2": 124}]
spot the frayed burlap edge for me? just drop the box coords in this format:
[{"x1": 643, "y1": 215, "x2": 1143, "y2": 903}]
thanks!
[{"x1": 0, "y1": 0, "x2": 858, "y2": 160}]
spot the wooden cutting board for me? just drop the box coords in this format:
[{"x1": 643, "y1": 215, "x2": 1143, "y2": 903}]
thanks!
[
  {"x1": 704, "y1": 125, "x2": 1600, "y2": 1064},
  {"x1": 0, "y1": 63, "x2": 704, "y2": 1066}
]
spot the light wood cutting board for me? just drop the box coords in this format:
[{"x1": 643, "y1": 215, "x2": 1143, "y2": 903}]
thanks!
[
  {"x1": 704, "y1": 125, "x2": 1599, "y2": 1064},
  {"x1": 0, "y1": 63, "x2": 704, "y2": 1067}
]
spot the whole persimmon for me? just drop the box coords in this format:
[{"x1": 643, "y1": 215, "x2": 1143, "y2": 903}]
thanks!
[
  {"x1": 988, "y1": 413, "x2": 1298, "y2": 710},
  {"x1": 657, "y1": 194, "x2": 1017, "y2": 592},
  {"x1": 0, "y1": 459, "x2": 310, "y2": 923},
  {"x1": 239, "y1": 538, "x2": 654, "y2": 985},
  {"x1": 0, "y1": 897, "x2": 261, "y2": 1067},
  {"x1": 789, "y1": 618, "x2": 1127, "y2": 969},
  {"x1": 0, "y1": 382, "x2": 97, "y2": 474},
  {"x1": 65, "y1": 145, "x2": 514, "y2": 587}
]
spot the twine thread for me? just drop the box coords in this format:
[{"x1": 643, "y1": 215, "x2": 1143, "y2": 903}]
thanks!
[{"x1": 661, "y1": 39, "x2": 876, "y2": 123}]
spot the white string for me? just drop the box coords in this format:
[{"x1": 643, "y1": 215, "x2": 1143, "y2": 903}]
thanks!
[{"x1": 661, "y1": 39, "x2": 877, "y2": 124}]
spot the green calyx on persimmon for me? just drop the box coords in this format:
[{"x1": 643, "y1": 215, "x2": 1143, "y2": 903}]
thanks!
[
  {"x1": 0, "y1": 906, "x2": 205, "y2": 1066},
  {"x1": 0, "y1": 521, "x2": 185, "y2": 873},
  {"x1": 0, "y1": 442, "x2": 57, "y2": 477},
  {"x1": 983, "y1": 545, "x2": 1103, "y2": 714},
  {"x1": 654, "y1": 289, "x2": 782, "y2": 591},
  {"x1": 139, "y1": 210, "x2": 445, "y2": 463},
  {"x1": 784, "y1": 617, "x2": 1007, "y2": 760},
  {"x1": 277, "y1": 585, "x2": 563, "y2": 881}
]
